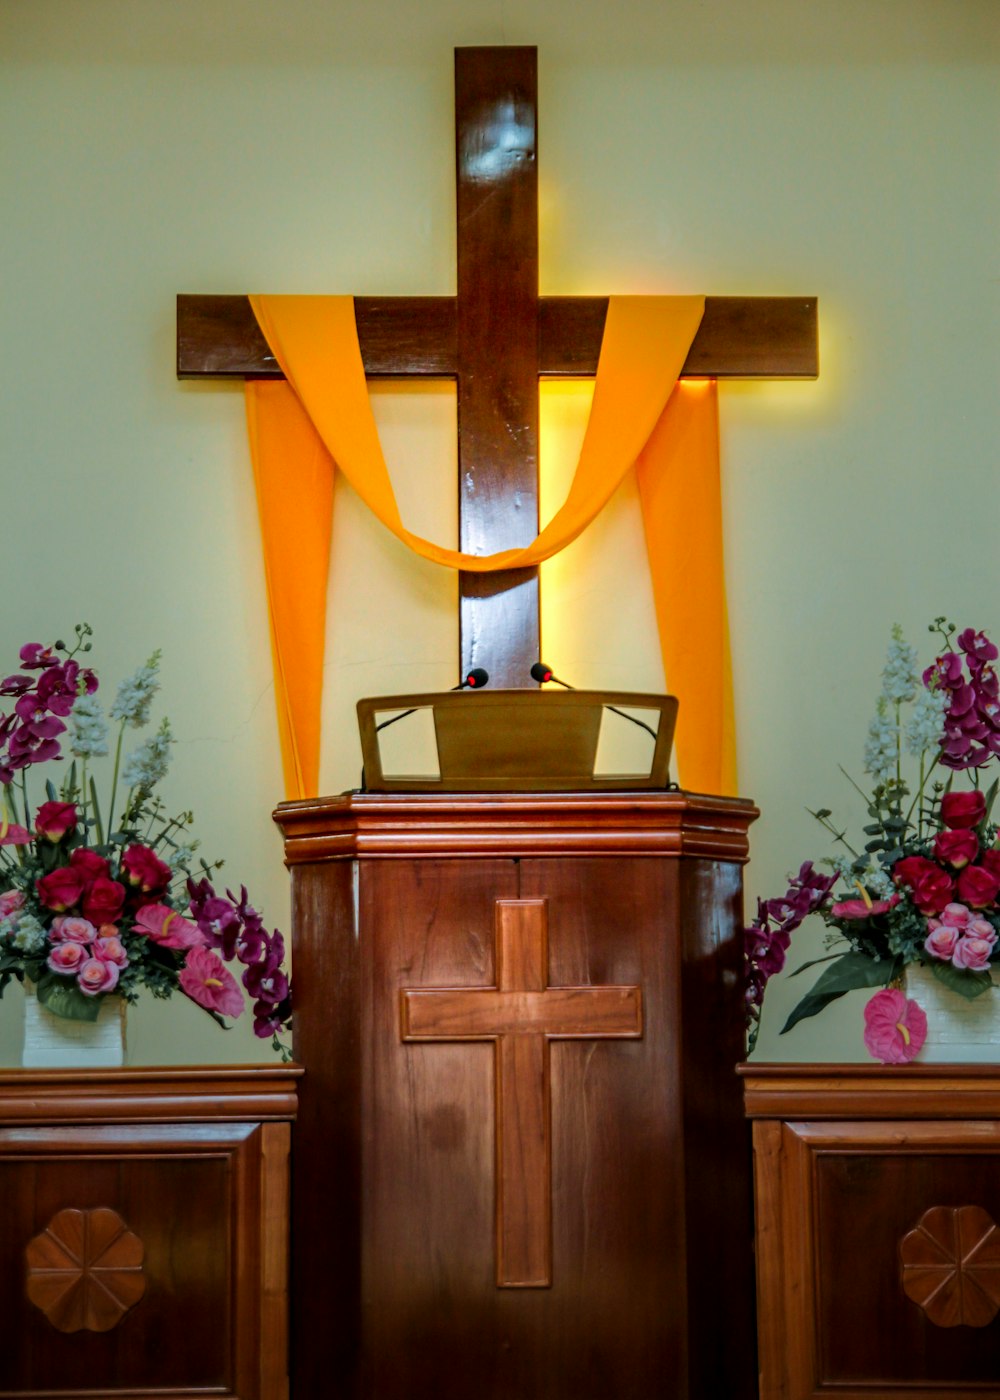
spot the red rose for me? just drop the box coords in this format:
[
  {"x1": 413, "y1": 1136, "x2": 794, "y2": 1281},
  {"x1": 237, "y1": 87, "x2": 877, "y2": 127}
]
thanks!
[
  {"x1": 933, "y1": 829, "x2": 980, "y2": 869},
  {"x1": 37, "y1": 868, "x2": 86, "y2": 912},
  {"x1": 893, "y1": 855, "x2": 938, "y2": 889},
  {"x1": 983, "y1": 848, "x2": 1000, "y2": 879},
  {"x1": 911, "y1": 867, "x2": 955, "y2": 915},
  {"x1": 34, "y1": 800, "x2": 78, "y2": 842},
  {"x1": 956, "y1": 865, "x2": 1000, "y2": 910},
  {"x1": 940, "y1": 790, "x2": 987, "y2": 830},
  {"x1": 81, "y1": 876, "x2": 126, "y2": 926},
  {"x1": 69, "y1": 847, "x2": 111, "y2": 887},
  {"x1": 121, "y1": 843, "x2": 172, "y2": 895}
]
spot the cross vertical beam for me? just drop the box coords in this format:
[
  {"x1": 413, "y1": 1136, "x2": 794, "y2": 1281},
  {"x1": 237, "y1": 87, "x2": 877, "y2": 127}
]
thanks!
[{"x1": 455, "y1": 48, "x2": 540, "y2": 687}]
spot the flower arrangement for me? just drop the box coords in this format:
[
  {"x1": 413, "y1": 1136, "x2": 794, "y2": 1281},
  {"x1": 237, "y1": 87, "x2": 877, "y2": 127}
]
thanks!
[
  {"x1": 0, "y1": 626, "x2": 292, "y2": 1057},
  {"x1": 746, "y1": 620, "x2": 1000, "y2": 1062}
]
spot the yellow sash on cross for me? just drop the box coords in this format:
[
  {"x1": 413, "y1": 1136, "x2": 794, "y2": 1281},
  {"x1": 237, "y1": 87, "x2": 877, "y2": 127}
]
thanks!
[{"x1": 244, "y1": 294, "x2": 736, "y2": 800}]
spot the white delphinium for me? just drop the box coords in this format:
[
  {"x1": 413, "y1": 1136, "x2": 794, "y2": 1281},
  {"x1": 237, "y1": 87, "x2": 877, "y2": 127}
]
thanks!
[
  {"x1": 881, "y1": 623, "x2": 919, "y2": 703},
  {"x1": 863, "y1": 697, "x2": 898, "y2": 784},
  {"x1": 69, "y1": 693, "x2": 109, "y2": 758},
  {"x1": 110, "y1": 651, "x2": 162, "y2": 728},
  {"x1": 122, "y1": 718, "x2": 174, "y2": 792},
  {"x1": 905, "y1": 684, "x2": 948, "y2": 759}
]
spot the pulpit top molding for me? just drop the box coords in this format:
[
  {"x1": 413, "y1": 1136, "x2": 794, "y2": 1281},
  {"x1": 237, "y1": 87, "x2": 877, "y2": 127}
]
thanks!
[
  {"x1": 0, "y1": 1065, "x2": 303, "y2": 1125},
  {"x1": 273, "y1": 789, "x2": 758, "y2": 865}
]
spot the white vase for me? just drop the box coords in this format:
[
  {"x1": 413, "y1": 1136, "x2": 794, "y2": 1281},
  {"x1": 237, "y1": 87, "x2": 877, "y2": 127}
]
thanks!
[
  {"x1": 905, "y1": 963, "x2": 1000, "y2": 1063},
  {"x1": 22, "y1": 982, "x2": 127, "y2": 1068}
]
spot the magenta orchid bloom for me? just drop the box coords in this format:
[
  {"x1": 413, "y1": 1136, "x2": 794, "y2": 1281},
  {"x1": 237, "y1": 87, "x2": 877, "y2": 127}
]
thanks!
[{"x1": 863, "y1": 988, "x2": 927, "y2": 1064}]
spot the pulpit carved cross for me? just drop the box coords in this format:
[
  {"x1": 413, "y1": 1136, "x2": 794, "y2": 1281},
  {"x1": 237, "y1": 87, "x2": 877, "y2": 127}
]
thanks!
[
  {"x1": 400, "y1": 898, "x2": 642, "y2": 1288},
  {"x1": 177, "y1": 46, "x2": 817, "y2": 685}
]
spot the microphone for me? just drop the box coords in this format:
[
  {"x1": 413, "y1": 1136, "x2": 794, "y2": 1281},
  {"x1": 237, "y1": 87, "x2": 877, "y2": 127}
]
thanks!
[
  {"x1": 375, "y1": 668, "x2": 489, "y2": 733},
  {"x1": 531, "y1": 661, "x2": 659, "y2": 740}
]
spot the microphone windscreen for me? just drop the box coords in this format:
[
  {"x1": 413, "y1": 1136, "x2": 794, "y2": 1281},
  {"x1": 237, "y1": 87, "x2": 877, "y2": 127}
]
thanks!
[
  {"x1": 465, "y1": 667, "x2": 489, "y2": 688},
  {"x1": 530, "y1": 661, "x2": 553, "y2": 683}
]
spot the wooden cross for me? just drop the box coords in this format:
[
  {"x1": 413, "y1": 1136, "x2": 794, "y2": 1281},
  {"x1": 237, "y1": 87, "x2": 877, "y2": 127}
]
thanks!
[
  {"x1": 177, "y1": 46, "x2": 817, "y2": 688},
  {"x1": 400, "y1": 898, "x2": 642, "y2": 1288}
]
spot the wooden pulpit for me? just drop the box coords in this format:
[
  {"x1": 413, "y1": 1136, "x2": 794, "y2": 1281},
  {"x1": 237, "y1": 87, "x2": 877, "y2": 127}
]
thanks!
[{"x1": 277, "y1": 787, "x2": 758, "y2": 1400}]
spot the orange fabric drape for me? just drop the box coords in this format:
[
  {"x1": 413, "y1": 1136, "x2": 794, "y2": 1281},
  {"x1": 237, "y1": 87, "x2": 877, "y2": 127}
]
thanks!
[
  {"x1": 636, "y1": 378, "x2": 736, "y2": 796},
  {"x1": 243, "y1": 294, "x2": 737, "y2": 799}
]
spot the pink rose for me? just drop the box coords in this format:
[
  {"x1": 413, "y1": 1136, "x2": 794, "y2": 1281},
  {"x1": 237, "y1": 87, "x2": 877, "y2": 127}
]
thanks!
[
  {"x1": 940, "y1": 902, "x2": 972, "y2": 928},
  {"x1": 134, "y1": 902, "x2": 204, "y2": 950},
  {"x1": 924, "y1": 924, "x2": 960, "y2": 960},
  {"x1": 34, "y1": 800, "x2": 78, "y2": 842},
  {"x1": 92, "y1": 935, "x2": 128, "y2": 968},
  {"x1": 0, "y1": 890, "x2": 25, "y2": 917},
  {"x1": 77, "y1": 957, "x2": 120, "y2": 997},
  {"x1": 952, "y1": 934, "x2": 996, "y2": 972},
  {"x1": 81, "y1": 877, "x2": 125, "y2": 926},
  {"x1": 178, "y1": 946, "x2": 244, "y2": 1019},
  {"x1": 940, "y1": 790, "x2": 987, "y2": 830},
  {"x1": 862, "y1": 988, "x2": 927, "y2": 1064},
  {"x1": 49, "y1": 915, "x2": 97, "y2": 945},
  {"x1": 121, "y1": 844, "x2": 172, "y2": 896},
  {"x1": 46, "y1": 941, "x2": 87, "y2": 975},
  {"x1": 968, "y1": 918, "x2": 998, "y2": 943},
  {"x1": 957, "y1": 865, "x2": 1000, "y2": 910},
  {"x1": 933, "y1": 829, "x2": 979, "y2": 869},
  {"x1": 36, "y1": 867, "x2": 86, "y2": 912}
]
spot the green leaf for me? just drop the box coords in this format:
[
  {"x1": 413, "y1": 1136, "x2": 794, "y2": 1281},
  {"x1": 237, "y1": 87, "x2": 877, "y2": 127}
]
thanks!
[
  {"x1": 862, "y1": 823, "x2": 883, "y2": 836},
  {"x1": 35, "y1": 976, "x2": 102, "y2": 1022},
  {"x1": 926, "y1": 961, "x2": 994, "y2": 1001},
  {"x1": 982, "y1": 778, "x2": 999, "y2": 826},
  {"x1": 811, "y1": 808, "x2": 832, "y2": 821},
  {"x1": 787, "y1": 954, "x2": 846, "y2": 977},
  {"x1": 865, "y1": 837, "x2": 886, "y2": 852},
  {"x1": 781, "y1": 952, "x2": 898, "y2": 1034},
  {"x1": 45, "y1": 779, "x2": 58, "y2": 802}
]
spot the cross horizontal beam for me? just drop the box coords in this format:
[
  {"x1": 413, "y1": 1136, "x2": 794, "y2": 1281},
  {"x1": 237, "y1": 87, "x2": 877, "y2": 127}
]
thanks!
[{"x1": 177, "y1": 293, "x2": 818, "y2": 380}]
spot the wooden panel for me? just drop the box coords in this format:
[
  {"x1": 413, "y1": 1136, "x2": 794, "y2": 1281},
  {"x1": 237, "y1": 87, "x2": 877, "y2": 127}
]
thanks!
[
  {"x1": 746, "y1": 1099, "x2": 1000, "y2": 1400},
  {"x1": 286, "y1": 857, "x2": 360, "y2": 1400},
  {"x1": 178, "y1": 293, "x2": 819, "y2": 380},
  {"x1": 401, "y1": 899, "x2": 641, "y2": 1287},
  {"x1": 0, "y1": 1072, "x2": 295, "y2": 1400}
]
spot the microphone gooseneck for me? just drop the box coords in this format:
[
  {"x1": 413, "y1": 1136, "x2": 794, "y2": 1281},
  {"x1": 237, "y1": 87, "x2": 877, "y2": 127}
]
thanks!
[{"x1": 530, "y1": 661, "x2": 659, "y2": 741}]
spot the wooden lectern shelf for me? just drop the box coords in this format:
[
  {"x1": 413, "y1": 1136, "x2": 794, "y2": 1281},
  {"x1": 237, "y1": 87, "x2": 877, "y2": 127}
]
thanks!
[{"x1": 357, "y1": 689, "x2": 678, "y2": 792}]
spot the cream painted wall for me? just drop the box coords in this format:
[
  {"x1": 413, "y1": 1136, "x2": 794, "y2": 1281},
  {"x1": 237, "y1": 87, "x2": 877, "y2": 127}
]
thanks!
[{"x1": 0, "y1": 0, "x2": 996, "y2": 1067}]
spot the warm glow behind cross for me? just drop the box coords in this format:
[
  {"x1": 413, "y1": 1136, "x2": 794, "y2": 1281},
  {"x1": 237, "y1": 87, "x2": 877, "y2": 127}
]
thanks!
[
  {"x1": 401, "y1": 898, "x2": 642, "y2": 1288},
  {"x1": 177, "y1": 47, "x2": 817, "y2": 686}
]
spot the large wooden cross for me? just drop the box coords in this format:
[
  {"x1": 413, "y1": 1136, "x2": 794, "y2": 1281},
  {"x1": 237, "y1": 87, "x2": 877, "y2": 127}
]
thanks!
[
  {"x1": 401, "y1": 899, "x2": 642, "y2": 1288},
  {"x1": 177, "y1": 46, "x2": 817, "y2": 688}
]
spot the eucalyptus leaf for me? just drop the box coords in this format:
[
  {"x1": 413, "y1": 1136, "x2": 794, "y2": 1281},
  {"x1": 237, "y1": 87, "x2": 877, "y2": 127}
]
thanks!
[
  {"x1": 35, "y1": 977, "x2": 102, "y2": 1022},
  {"x1": 782, "y1": 952, "x2": 899, "y2": 1034}
]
